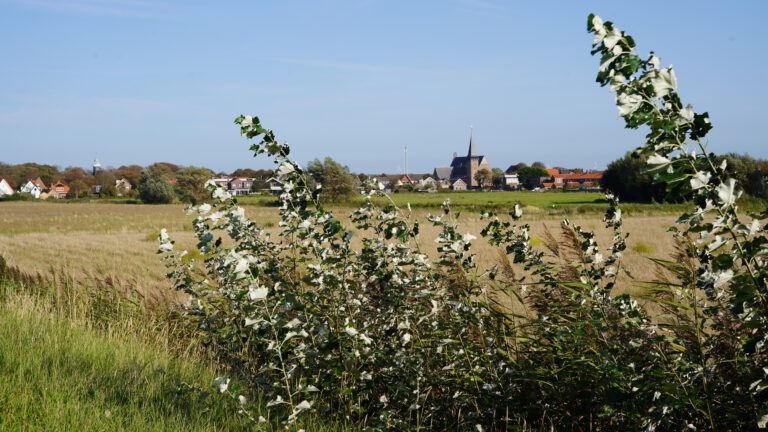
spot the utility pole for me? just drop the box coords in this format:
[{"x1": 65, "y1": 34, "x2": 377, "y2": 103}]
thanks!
[{"x1": 404, "y1": 144, "x2": 408, "y2": 177}]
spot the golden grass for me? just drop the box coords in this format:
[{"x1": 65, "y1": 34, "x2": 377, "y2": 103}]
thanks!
[{"x1": 0, "y1": 201, "x2": 675, "y2": 307}]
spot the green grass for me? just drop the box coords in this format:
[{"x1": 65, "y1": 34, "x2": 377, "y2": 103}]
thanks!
[
  {"x1": 0, "y1": 292, "x2": 249, "y2": 431},
  {"x1": 237, "y1": 190, "x2": 607, "y2": 210},
  {"x1": 0, "y1": 262, "x2": 349, "y2": 431},
  {"x1": 631, "y1": 241, "x2": 654, "y2": 254},
  {"x1": 373, "y1": 190, "x2": 606, "y2": 209}
]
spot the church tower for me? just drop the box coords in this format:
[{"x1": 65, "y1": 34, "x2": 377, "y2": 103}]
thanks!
[
  {"x1": 92, "y1": 158, "x2": 102, "y2": 176},
  {"x1": 467, "y1": 129, "x2": 479, "y2": 187}
]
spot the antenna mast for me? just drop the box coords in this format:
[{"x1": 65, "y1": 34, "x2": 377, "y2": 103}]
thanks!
[{"x1": 404, "y1": 144, "x2": 408, "y2": 177}]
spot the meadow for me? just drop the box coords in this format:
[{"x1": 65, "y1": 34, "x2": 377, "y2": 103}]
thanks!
[{"x1": 0, "y1": 199, "x2": 680, "y2": 297}]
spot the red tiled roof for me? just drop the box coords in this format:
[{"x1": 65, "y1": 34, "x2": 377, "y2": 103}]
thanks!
[
  {"x1": 32, "y1": 177, "x2": 47, "y2": 189},
  {"x1": 542, "y1": 182, "x2": 555, "y2": 188},
  {"x1": 545, "y1": 168, "x2": 559, "y2": 176},
  {"x1": 51, "y1": 181, "x2": 70, "y2": 194},
  {"x1": 0, "y1": 177, "x2": 14, "y2": 189},
  {"x1": 553, "y1": 172, "x2": 603, "y2": 180}
]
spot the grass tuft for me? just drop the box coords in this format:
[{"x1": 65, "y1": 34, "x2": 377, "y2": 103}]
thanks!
[{"x1": 631, "y1": 241, "x2": 654, "y2": 254}]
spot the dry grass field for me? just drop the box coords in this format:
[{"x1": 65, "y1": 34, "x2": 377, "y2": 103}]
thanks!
[{"x1": 0, "y1": 201, "x2": 677, "y2": 306}]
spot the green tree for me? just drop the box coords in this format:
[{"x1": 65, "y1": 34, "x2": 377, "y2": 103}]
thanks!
[
  {"x1": 116, "y1": 165, "x2": 143, "y2": 187},
  {"x1": 62, "y1": 167, "x2": 90, "y2": 186},
  {"x1": 94, "y1": 170, "x2": 117, "y2": 192},
  {"x1": 138, "y1": 167, "x2": 175, "y2": 204},
  {"x1": 306, "y1": 157, "x2": 356, "y2": 203},
  {"x1": 716, "y1": 153, "x2": 768, "y2": 199},
  {"x1": 66, "y1": 180, "x2": 89, "y2": 198},
  {"x1": 517, "y1": 166, "x2": 549, "y2": 189},
  {"x1": 175, "y1": 166, "x2": 215, "y2": 204},
  {"x1": 491, "y1": 168, "x2": 505, "y2": 189},
  {"x1": 601, "y1": 152, "x2": 668, "y2": 202},
  {"x1": 473, "y1": 168, "x2": 492, "y2": 189},
  {"x1": 1, "y1": 163, "x2": 60, "y2": 189},
  {"x1": 100, "y1": 184, "x2": 117, "y2": 198}
]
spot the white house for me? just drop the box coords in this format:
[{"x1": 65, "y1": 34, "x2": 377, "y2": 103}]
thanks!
[
  {"x1": 502, "y1": 173, "x2": 520, "y2": 189},
  {"x1": 418, "y1": 176, "x2": 437, "y2": 190},
  {"x1": 19, "y1": 178, "x2": 46, "y2": 199},
  {"x1": 266, "y1": 177, "x2": 284, "y2": 195},
  {"x1": 115, "y1": 178, "x2": 132, "y2": 196},
  {"x1": 451, "y1": 178, "x2": 467, "y2": 191},
  {"x1": 0, "y1": 178, "x2": 14, "y2": 196}
]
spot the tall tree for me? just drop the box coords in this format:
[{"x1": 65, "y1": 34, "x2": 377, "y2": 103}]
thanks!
[
  {"x1": 138, "y1": 166, "x2": 176, "y2": 204},
  {"x1": 306, "y1": 157, "x2": 356, "y2": 203},
  {"x1": 62, "y1": 167, "x2": 90, "y2": 186},
  {"x1": 474, "y1": 168, "x2": 492, "y2": 189},
  {"x1": 175, "y1": 166, "x2": 215, "y2": 204},
  {"x1": 517, "y1": 166, "x2": 549, "y2": 189},
  {"x1": 601, "y1": 152, "x2": 667, "y2": 202},
  {"x1": 116, "y1": 165, "x2": 143, "y2": 187},
  {"x1": 491, "y1": 168, "x2": 505, "y2": 189}
]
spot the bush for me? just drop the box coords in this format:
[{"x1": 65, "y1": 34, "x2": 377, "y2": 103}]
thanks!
[
  {"x1": 175, "y1": 166, "x2": 215, "y2": 204},
  {"x1": 158, "y1": 19, "x2": 768, "y2": 432},
  {"x1": 138, "y1": 167, "x2": 175, "y2": 204},
  {"x1": 306, "y1": 157, "x2": 357, "y2": 203}
]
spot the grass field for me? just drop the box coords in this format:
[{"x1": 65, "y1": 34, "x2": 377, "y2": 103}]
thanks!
[{"x1": 0, "y1": 200, "x2": 680, "y2": 298}]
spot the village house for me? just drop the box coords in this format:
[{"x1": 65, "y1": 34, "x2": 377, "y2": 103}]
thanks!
[
  {"x1": 211, "y1": 177, "x2": 256, "y2": 196},
  {"x1": 228, "y1": 177, "x2": 254, "y2": 196},
  {"x1": 115, "y1": 178, "x2": 132, "y2": 196},
  {"x1": 266, "y1": 177, "x2": 284, "y2": 195},
  {"x1": 552, "y1": 172, "x2": 603, "y2": 190},
  {"x1": 19, "y1": 177, "x2": 46, "y2": 199},
  {"x1": 49, "y1": 181, "x2": 70, "y2": 199},
  {"x1": 451, "y1": 178, "x2": 468, "y2": 191},
  {"x1": 501, "y1": 173, "x2": 520, "y2": 190},
  {"x1": 0, "y1": 178, "x2": 14, "y2": 196}
]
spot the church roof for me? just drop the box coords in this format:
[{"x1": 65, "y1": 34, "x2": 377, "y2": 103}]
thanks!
[{"x1": 433, "y1": 167, "x2": 452, "y2": 180}]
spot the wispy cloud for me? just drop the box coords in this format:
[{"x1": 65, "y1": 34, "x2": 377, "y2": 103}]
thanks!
[{"x1": 4, "y1": 0, "x2": 167, "y2": 18}]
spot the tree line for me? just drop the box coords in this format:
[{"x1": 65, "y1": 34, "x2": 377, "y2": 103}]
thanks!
[
  {"x1": 601, "y1": 152, "x2": 768, "y2": 202},
  {"x1": 0, "y1": 161, "x2": 273, "y2": 203}
]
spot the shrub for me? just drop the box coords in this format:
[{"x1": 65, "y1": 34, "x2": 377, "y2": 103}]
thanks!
[
  {"x1": 158, "y1": 17, "x2": 768, "y2": 432},
  {"x1": 306, "y1": 157, "x2": 357, "y2": 203},
  {"x1": 138, "y1": 167, "x2": 175, "y2": 204},
  {"x1": 175, "y1": 166, "x2": 215, "y2": 204}
]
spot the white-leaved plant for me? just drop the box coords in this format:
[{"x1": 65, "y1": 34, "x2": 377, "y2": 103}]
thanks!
[
  {"x1": 589, "y1": 13, "x2": 767, "y2": 430},
  {"x1": 155, "y1": 15, "x2": 767, "y2": 431}
]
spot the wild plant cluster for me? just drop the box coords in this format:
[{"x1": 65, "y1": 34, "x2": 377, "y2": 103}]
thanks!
[{"x1": 159, "y1": 15, "x2": 767, "y2": 431}]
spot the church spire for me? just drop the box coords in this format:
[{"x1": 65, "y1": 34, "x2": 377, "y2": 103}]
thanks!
[{"x1": 467, "y1": 126, "x2": 476, "y2": 157}]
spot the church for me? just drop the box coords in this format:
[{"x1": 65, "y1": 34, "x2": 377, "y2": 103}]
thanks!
[{"x1": 432, "y1": 133, "x2": 492, "y2": 189}]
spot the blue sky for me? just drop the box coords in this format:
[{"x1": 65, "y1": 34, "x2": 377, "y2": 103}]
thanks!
[{"x1": 1, "y1": 0, "x2": 766, "y2": 174}]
